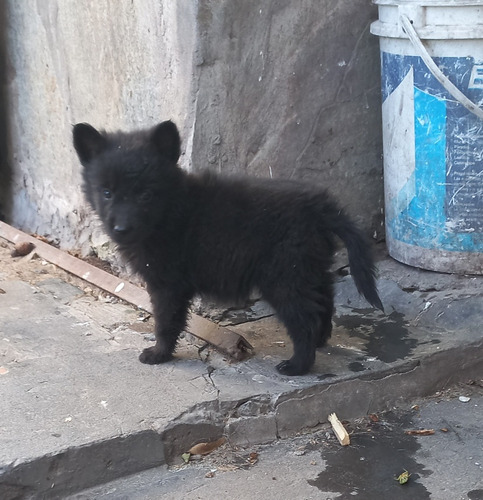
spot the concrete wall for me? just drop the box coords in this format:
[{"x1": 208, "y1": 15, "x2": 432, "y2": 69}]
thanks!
[
  {"x1": 192, "y1": 0, "x2": 383, "y2": 235},
  {"x1": 1, "y1": 0, "x2": 383, "y2": 256},
  {"x1": 2, "y1": 0, "x2": 197, "y2": 255},
  {"x1": 0, "y1": 2, "x2": 10, "y2": 222}
]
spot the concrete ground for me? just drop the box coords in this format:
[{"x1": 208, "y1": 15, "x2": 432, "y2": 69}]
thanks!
[
  {"x1": 68, "y1": 386, "x2": 483, "y2": 500},
  {"x1": 0, "y1": 238, "x2": 482, "y2": 499}
]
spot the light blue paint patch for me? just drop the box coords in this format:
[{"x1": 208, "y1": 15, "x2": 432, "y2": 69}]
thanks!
[
  {"x1": 388, "y1": 88, "x2": 446, "y2": 249},
  {"x1": 391, "y1": 171, "x2": 416, "y2": 220},
  {"x1": 382, "y1": 51, "x2": 483, "y2": 255},
  {"x1": 411, "y1": 87, "x2": 447, "y2": 246},
  {"x1": 388, "y1": 88, "x2": 482, "y2": 252}
]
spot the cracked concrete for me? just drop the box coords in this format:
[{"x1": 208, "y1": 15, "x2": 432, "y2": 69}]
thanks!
[
  {"x1": 64, "y1": 386, "x2": 483, "y2": 500},
  {"x1": 0, "y1": 242, "x2": 482, "y2": 498}
]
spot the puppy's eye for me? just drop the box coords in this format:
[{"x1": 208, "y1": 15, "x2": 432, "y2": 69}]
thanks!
[
  {"x1": 138, "y1": 190, "x2": 153, "y2": 203},
  {"x1": 102, "y1": 189, "x2": 112, "y2": 200}
]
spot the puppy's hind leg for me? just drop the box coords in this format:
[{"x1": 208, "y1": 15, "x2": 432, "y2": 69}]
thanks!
[
  {"x1": 264, "y1": 290, "x2": 321, "y2": 376},
  {"x1": 315, "y1": 285, "x2": 334, "y2": 348},
  {"x1": 276, "y1": 329, "x2": 317, "y2": 376},
  {"x1": 276, "y1": 308, "x2": 319, "y2": 376}
]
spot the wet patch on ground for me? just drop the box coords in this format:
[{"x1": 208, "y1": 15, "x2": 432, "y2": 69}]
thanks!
[
  {"x1": 308, "y1": 410, "x2": 432, "y2": 499},
  {"x1": 334, "y1": 309, "x2": 417, "y2": 363},
  {"x1": 348, "y1": 361, "x2": 366, "y2": 372}
]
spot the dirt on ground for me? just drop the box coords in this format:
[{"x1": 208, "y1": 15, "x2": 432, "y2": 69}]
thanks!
[{"x1": 1, "y1": 238, "x2": 89, "y2": 289}]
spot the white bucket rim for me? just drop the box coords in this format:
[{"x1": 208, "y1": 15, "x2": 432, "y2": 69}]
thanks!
[
  {"x1": 371, "y1": 20, "x2": 483, "y2": 40},
  {"x1": 371, "y1": 0, "x2": 483, "y2": 39},
  {"x1": 373, "y1": 0, "x2": 483, "y2": 6}
]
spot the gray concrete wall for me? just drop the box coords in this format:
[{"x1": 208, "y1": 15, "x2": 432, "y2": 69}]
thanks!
[
  {"x1": 192, "y1": 0, "x2": 383, "y2": 235},
  {"x1": 2, "y1": 0, "x2": 197, "y2": 254},
  {"x1": 1, "y1": 0, "x2": 383, "y2": 255},
  {"x1": 0, "y1": 2, "x2": 11, "y2": 222}
]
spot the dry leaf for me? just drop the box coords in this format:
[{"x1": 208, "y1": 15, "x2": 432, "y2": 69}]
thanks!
[
  {"x1": 369, "y1": 414, "x2": 379, "y2": 422},
  {"x1": 11, "y1": 241, "x2": 35, "y2": 257},
  {"x1": 247, "y1": 452, "x2": 258, "y2": 464},
  {"x1": 405, "y1": 429, "x2": 435, "y2": 436},
  {"x1": 188, "y1": 437, "x2": 226, "y2": 456},
  {"x1": 205, "y1": 471, "x2": 215, "y2": 478},
  {"x1": 396, "y1": 470, "x2": 411, "y2": 484},
  {"x1": 33, "y1": 234, "x2": 50, "y2": 243}
]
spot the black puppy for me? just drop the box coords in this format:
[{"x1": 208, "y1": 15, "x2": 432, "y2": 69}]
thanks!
[{"x1": 73, "y1": 121, "x2": 383, "y2": 376}]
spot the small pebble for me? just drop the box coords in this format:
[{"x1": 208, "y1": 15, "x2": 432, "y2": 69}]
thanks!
[{"x1": 459, "y1": 396, "x2": 471, "y2": 403}]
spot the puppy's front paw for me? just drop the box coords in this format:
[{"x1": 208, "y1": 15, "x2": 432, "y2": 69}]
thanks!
[{"x1": 139, "y1": 346, "x2": 172, "y2": 365}]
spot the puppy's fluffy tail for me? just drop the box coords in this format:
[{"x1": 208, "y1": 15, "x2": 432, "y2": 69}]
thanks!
[{"x1": 330, "y1": 210, "x2": 384, "y2": 311}]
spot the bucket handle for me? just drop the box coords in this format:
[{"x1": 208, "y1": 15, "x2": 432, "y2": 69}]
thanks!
[{"x1": 400, "y1": 14, "x2": 483, "y2": 120}]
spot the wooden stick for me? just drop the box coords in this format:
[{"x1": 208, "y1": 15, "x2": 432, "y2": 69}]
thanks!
[{"x1": 328, "y1": 412, "x2": 350, "y2": 446}]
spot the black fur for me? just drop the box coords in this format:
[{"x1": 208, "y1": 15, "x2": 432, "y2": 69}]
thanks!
[{"x1": 73, "y1": 121, "x2": 383, "y2": 376}]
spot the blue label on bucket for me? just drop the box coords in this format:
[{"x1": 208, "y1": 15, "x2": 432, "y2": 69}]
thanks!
[{"x1": 381, "y1": 52, "x2": 483, "y2": 253}]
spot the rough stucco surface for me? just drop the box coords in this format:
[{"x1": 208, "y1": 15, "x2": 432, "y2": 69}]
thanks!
[
  {"x1": 2, "y1": 0, "x2": 383, "y2": 253},
  {"x1": 3, "y1": 0, "x2": 197, "y2": 253},
  {"x1": 192, "y1": 0, "x2": 383, "y2": 234}
]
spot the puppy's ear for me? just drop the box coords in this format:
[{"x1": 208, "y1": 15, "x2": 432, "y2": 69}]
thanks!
[
  {"x1": 73, "y1": 123, "x2": 107, "y2": 165},
  {"x1": 150, "y1": 121, "x2": 181, "y2": 163}
]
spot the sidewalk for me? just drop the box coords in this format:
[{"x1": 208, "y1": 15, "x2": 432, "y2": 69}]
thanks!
[
  {"x1": 0, "y1": 238, "x2": 482, "y2": 499},
  {"x1": 68, "y1": 386, "x2": 483, "y2": 500}
]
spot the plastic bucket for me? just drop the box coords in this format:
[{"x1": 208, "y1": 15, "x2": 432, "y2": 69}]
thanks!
[{"x1": 371, "y1": 1, "x2": 483, "y2": 274}]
